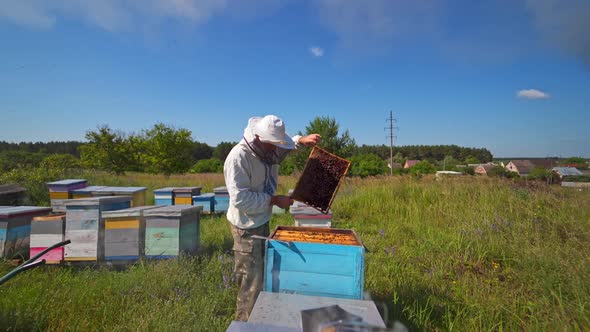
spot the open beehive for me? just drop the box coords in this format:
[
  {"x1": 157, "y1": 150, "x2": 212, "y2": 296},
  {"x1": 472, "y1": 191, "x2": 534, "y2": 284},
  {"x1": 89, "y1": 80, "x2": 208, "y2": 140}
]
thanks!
[
  {"x1": 291, "y1": 146, "x2": 351, "y2": 213},
  {"x1": 264, "y1": 226, "x2": 364, "y2": 299}
]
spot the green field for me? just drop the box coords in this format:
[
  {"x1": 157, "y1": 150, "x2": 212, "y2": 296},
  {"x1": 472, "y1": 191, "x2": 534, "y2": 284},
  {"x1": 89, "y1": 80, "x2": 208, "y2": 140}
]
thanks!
[{"x1": 1, "y1": 174, "x2": 589, "y2": 331}]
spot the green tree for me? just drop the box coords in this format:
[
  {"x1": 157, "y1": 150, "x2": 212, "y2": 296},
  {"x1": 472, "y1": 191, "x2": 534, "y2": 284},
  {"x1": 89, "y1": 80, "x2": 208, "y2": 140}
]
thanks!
[
  {"x1": 393, "y1": 152, "x2": 405, "y2": 164},
  {"x1": 487, "y1": 166, "x2": 508, "y2": 177},
  {"x1": 79, "y1": 125, "x2": 137, "y2": 175},
  {"x1": 528, "y1": 167, "x2": 555, "y2": 182},
  {"x1": 190, "y1": 158, "x2": 223, "y2": 173},
  {"x1": 192, "y1": 141, "x2": 213, "y2": 162},
  {"x1": 39, "y1": 154, "x2": 82, "y2": 179},
  {"x1": 304, "y1": 116, "x2": 356, "y2": 157},
  {"x1": 140, "y1": 123, "x2": 194, "y2": 175},
  {"x1": 349, "y1": 154, "x2": 387, "y2": 178},
  {"x1": 213, "y1": 142, "x2": 237, "y2": 162},
  {"x1": 410, "y1": 160, "x2": 436, "y2": 175},
  {"x1": 464, "y1": 156, "x2": 481, "y2": 164}
]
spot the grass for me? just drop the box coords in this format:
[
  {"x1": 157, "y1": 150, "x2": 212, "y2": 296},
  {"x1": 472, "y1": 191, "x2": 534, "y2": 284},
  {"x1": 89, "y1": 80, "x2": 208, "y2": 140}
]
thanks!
[{"x1": 1, "y1": 175, "x2": 589, "y2": 331}]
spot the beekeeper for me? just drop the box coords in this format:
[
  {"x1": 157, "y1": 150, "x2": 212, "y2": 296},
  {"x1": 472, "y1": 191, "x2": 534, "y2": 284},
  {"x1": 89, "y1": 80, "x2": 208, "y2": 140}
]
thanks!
[{"x1": 224, "y1": 115, "x2": 320, "y2": 321}]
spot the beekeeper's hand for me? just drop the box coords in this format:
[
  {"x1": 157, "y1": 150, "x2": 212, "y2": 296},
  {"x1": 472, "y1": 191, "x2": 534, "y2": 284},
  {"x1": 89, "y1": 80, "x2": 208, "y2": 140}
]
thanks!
[
  {"x1": 271, "y1": 195, "x2": 294, "y2": 209},
  {"x1": 298, "y1": 134, "x2": 321, "y2": 147}
]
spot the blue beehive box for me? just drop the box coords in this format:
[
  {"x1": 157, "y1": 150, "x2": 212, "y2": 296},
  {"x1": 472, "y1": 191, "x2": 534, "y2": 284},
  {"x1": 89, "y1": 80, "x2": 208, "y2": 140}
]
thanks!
[
  {"x1": 192, "y1": 193, "x2": 215, "y2": 213},
  {"x1": 264, "y1": 226, "x2": 365, "y2": 300},
  {"x1": 0, "y1": 206, "x2": 52, "y2": 258},
  {"x1": 213, "y1": 186, "x2": 229, "y2": 213},
  {"x1": 154, "y1": 187, "x2": 175, "y2": 206}
]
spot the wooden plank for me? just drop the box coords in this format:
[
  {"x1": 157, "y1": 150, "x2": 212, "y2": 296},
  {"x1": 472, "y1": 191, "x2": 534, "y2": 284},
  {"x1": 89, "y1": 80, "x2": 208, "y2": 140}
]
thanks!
[
  {"x1": 66, "y1": 219, "x2": 99, "y2": 231},
  {"x1": 64, "y1": 244, "x2": 97, "y2": 259},
  {"x1": 30, "y1": 246, "x2": 63, "y2": 263},
  {"x1": 31, "y1": 220, "x2": 64, "y2": 234},
  {"x1": 146, "y1": 228, "x2": 179, "y2": 240},
  {"x1": 105, "y1": 219, "x2": 139, "y2": 230},
  {"x1": 104, "y1": 242, "x2": 140, "y2": 258},
  {"x1": 146, "y1": 218, "x2": 180, "y2": 228},
  {"x1": 174, "y1": 197, "x2": 193, "y2": 205},
  {"x1": 105, "y1": 228, "x2": 140, "y2": 243},
  {"x1": 30, "y1": 234, "x2": 63, "y2": 247},
  {"x1": 145, "y1": 238, "x2": 179, "y2": 257},
  {"x1": 49, "y1": 192, "x2": 71, "y2": 199}
]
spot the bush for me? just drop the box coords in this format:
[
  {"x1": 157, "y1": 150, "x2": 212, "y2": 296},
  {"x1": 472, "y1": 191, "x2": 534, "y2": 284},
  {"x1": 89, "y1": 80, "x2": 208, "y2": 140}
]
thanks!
[
  {"x1": 349, "y1": 154, "x2": 388, "y2": 178},
  {"x1": 564, "y1": 175, "x2": 590, "y2": 182},
  {"x1": 462, "y1": 166, "x2": 475, "y2": 175},
  {"x1": 410, "y1": 161, "x2": 436, "y2": 176},
  {"x1": 190, "y1": 158, "x2": 223, "y2": 173}
]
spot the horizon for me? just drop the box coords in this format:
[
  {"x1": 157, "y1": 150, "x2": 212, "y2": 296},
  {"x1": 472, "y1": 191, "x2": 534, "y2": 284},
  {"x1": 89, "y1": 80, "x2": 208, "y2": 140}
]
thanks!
[{"x1": 1, "y1": 1, "x2": 589, "y2": 158}]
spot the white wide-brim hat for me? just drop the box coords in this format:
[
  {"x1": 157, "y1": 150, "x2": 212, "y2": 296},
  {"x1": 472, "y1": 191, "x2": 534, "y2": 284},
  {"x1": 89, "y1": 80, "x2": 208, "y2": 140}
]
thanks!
[{"x1": 246, "y1": 115, "x2": 295, "y2": 150}]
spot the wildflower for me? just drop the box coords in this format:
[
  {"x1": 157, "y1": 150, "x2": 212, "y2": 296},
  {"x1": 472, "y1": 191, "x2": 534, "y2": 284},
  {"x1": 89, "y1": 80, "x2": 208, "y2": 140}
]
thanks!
[
  {"x1": 379, "y1": 229, "x2": 385, "y2": 237},
  {"x1": 492, "y1": 262, "x2": 500, "y2": 269}
]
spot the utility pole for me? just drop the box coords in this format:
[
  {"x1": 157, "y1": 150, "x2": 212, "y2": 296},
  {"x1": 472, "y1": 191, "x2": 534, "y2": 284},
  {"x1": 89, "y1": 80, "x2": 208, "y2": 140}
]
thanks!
[{"x1": 385, "y1": 111, "x2": 398, "y2": 175}]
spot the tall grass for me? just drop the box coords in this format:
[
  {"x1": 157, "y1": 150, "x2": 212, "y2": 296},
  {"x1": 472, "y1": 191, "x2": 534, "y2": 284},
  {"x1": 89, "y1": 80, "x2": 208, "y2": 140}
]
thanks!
[{"x1": 1, "y1": 175, "x2": 589, "y2": 331}]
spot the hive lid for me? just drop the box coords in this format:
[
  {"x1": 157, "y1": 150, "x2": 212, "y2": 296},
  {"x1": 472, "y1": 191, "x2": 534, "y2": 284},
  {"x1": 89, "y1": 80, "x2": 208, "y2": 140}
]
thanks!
[
  {"x1": 193, "y1": 193, "x2": 215, "y2": 199},
  {"x1": 291, "y1": 147, "x2": 350, "y2": 214},
  {"x1": 64, "y1": 196, "x2": 132, "y2": 206},
  {"x1": 270, "y1": 226, "x2": 362, "y2": 246},
  {"x1": 71, "y1": 186, "x2": 107, "y2": 194},
  {"x1": 102, "y1": 205, "x2": 163, "y2": 218},
  {"x1": 47, "y1": 179, "x2": 88, "y2": 186},
  {"x1": 0, "y1": 206, "x2": 53, "y2": 219},
  {"x1": 91, "y1": 186, "x2": 147, "y2": 194},
  {"x1": 213, "y1": 186, "x2": 228, "y2": 193},
  {"x1": 0, "y1": 184, "x2": 26, "y2": 195},
  {"x1": 153, "y1": 187, "x2": 175, "y2": 194},
  {"x1": 172, "y1": 187, "x2": 202, "y2": 193},
  {"x1": 144, "y1": 204, "x2": 202, "y2": 217}
]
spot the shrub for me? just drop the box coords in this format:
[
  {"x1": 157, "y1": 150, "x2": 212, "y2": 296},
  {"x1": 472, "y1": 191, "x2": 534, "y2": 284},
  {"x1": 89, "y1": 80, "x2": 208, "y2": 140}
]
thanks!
[
  {"x1": 190, "y1": 158, "x2": 223, "y2": 173},
  {"x1": 349, "y1": 154, "x2": 388, "y2": 178}
]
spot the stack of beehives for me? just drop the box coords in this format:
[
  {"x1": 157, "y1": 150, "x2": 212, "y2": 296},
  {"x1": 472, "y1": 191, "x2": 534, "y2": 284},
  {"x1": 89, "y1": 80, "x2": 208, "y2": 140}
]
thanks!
[
  {"x1": 192, "y1": 193, "x2": 215, "y2": 213},
  {"x1": 30, "y1": 214, "x2": 66, "y2": 264},
  {"x1": 64, "y1": 196, "x2": 132, "y2": 263},
  {"x1": 154, "y1": 187, "x2": 174, "y2": 206},
  {"x1": 102, "y1": 206, "x2": 160, "y2": 263},
  {"x1": 89, "y1": 187, "x2": 147, "y2": 207},
  {"x1": 0, "y1": 206, "x2": 52, "y2": 259},
  {"x1": 173, "y1": 187, "x2": 201, "y2": 205},
  {"x1": 144, "y1": 205, "x2": 202, "y2": 259},
  {"x1": 47, "y1": 179, "x2": 88, "y2": 212},
  {"x1": 213, "y1": 186, "x2": 229, "y2": 213}
]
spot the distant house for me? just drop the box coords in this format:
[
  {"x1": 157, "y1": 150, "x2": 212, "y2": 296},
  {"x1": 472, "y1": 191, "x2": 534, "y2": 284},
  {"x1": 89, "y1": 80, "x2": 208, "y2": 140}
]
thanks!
[
  {"x1": 404, "y1": 160, "x2": 419, "y2": 169},
  {"x1": 474, "y1": 164, "x2": 497, "y2": 176},
  {"x1": 552, "y1": 167, "x2": 582, "y2": 179},
  {"x1": 529, "y1": 159, "x2": 558, "y2": 169},
  {"x1": 505, "y1": 160, "x2": 536, "y2": 176},
  {"x1": 388, "y1": 162, "x2": 402, "y2": 169}
]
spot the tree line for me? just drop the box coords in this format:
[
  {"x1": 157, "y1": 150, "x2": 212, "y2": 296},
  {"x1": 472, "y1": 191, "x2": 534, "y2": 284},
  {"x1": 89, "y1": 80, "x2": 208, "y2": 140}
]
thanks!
[{"x1": 0, "y1": 117, "x2": 496, "y2": 176}]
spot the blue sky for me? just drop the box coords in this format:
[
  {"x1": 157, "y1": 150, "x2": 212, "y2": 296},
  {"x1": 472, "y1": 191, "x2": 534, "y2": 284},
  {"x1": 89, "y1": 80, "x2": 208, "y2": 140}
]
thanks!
[{"x1": 1, "y1": 0, "x2": 589, "y2": 157}]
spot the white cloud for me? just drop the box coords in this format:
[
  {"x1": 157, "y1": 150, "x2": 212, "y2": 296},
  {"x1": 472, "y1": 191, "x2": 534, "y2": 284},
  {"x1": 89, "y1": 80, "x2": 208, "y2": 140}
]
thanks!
[
  {"x1": 517, "y1": 89, "x2": 550, "y2": 99},
  {"x1": 309, "y1": 46, "x2": 324, "y2": 57}
]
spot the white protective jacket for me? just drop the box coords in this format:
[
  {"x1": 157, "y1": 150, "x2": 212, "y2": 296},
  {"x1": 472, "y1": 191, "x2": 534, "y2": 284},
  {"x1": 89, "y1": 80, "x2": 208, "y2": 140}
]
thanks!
[{"x1": 224, "y1": 135, "x2": 301, "y2": 229}]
